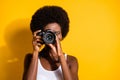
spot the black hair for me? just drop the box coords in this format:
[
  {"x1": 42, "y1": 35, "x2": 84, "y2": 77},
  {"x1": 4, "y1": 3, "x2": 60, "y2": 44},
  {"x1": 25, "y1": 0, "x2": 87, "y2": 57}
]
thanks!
[{"x1": 30, "y1": 5, "x2": 70, "y2": 39}]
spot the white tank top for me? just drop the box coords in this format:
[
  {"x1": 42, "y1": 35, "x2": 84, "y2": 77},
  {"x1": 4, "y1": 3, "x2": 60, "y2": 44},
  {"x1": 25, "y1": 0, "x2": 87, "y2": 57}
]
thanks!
[{"x1": 36, "y1": 54, "x2": 67, "y2": 80}]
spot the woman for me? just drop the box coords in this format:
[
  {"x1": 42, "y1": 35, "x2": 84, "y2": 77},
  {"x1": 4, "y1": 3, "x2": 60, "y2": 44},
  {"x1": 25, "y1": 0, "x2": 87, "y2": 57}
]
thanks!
[{"x1": 23, "y1": 6, "x2": 78, "y2": 80}]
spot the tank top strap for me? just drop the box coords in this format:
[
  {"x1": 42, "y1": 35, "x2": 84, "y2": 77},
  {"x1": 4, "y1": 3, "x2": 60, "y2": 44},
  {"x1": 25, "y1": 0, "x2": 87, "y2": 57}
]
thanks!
[{"x1": 64, "y1": 53, "x2": 67, "y2": 60}]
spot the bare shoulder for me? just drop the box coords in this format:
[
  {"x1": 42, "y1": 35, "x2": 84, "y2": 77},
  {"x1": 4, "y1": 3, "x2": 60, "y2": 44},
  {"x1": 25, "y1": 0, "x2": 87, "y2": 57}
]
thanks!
[
  {"x1": 24, "y1": 53, "x2": 33, "y2": 69},
  {"x1": 67, "y1": 55, "x2": 78, "y2": 68},
  {"x1": 66, "y1": 55, "x2": 79, "y2": 80},
  {"x1": 24, "y1": 53, "x2": 33, "y2": 62},
  {"x1": 23, "y1": 53, "x2": 33, "y2": 80}
]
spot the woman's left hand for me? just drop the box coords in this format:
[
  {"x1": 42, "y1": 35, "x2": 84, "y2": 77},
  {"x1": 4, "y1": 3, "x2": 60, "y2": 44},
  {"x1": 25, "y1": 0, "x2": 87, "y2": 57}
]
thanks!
[{"x1": 48, "y1": 35, "x2": 63, "y2": 60}]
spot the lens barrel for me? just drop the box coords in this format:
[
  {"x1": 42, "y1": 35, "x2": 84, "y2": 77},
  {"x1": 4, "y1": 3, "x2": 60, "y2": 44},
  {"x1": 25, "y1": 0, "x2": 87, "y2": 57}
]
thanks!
[{"x1": 37, "y1": 30, "x2": 56, "y2": 44}]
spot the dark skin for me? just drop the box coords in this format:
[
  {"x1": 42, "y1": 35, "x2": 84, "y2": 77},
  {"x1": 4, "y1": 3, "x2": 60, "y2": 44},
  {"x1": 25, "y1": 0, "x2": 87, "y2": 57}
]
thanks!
[{"x1": 23, "y1": 23, "x2": 79, "y2": 80}]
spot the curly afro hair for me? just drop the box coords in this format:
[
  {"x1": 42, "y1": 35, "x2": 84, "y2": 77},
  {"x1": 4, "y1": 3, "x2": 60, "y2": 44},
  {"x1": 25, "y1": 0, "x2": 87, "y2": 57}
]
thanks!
[{"x1": 30, "y1": 6, "x2": 70, "y2": 39}]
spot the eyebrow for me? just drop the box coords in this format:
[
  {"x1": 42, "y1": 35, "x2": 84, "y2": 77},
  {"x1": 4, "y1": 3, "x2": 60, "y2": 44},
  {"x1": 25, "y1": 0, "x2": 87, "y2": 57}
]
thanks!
[{"x1": 44, "y1": 29, "x2": 61, "y2": 32}]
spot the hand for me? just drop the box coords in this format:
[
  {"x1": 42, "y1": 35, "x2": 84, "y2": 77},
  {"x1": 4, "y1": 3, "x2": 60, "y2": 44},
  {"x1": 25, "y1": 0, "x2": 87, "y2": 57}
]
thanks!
[
  {"x1": 55, "y1": 35, "x2": 63, "y2": 56},
  {"x1": 32, "y1": 30, "x2": 43, "y2": 53},
  {"x1": 48, "y1": 35, "x2": 63, "y2": 59}
]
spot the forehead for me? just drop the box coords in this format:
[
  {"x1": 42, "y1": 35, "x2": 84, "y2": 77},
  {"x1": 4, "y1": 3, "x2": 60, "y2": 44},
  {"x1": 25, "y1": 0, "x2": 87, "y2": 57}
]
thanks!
[{"x1": 44, "y1": 23, "x2": 61, "y2": 31}]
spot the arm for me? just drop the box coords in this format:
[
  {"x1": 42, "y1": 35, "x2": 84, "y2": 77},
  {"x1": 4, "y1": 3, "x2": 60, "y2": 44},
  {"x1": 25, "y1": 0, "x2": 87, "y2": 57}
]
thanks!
[
  {"x1": 22, "y1": 52, "x2": 38, "y2": 80},
  {"x1": 59, "y1": 54, "x2": 72, "y2": 80},
  {"x1": 23, "y1": 52, "x2": 39, "y2": 80},
  {"x1": 67, "y1": 55, "x2": 79, "y2": 80},
  {"x1": 22, "y1": 53, "x2": 32, "y2": 80},
  {"x1": 23, "y1": 30, "x2": 42, "y2": 80},
  {"x1": 59, "y1": 54, "x2": 79, "y2": 80},
  {"x1": 49, "y1": 36, "x2": 78, "y2": 80}
]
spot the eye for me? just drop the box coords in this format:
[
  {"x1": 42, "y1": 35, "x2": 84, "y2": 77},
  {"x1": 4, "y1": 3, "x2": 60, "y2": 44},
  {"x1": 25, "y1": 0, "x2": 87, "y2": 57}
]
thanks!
[{"x1": 54, "y1": 31, "x2": 61, "y2": 35}]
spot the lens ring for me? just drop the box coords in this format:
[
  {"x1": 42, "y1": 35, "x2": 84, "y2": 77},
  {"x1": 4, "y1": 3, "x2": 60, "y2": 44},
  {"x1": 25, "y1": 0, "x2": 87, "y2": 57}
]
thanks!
[{"x1": 43, "y1": 31, "x2": 55, "y2": 44}]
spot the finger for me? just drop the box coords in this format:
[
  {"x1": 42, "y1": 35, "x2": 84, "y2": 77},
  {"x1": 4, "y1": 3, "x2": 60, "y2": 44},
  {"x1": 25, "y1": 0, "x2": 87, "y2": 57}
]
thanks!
[
  {"x1": 33, "y1": 30, "x2": 41, "y2": 37},
  {"x1": 35, "y1": 36, "x2": 42, "y2": 39},
  {"x1": 33, "y1": 36, "x2": 42, "y2": 43},
  {"x1": 32, "y1": 40, "x2": 38, "y2": 46},
  {"x1": 48, "y1": 44, "x2": 54, "y2": 49},
  {"x1": 55, "y1": 36, "x2": 60, "y2": 47},
  {"x1": 48, "y1": 44, "x2": 57, "y2": 55},
  {"x1": 33, "y1": 36, "x2": 42, "y2": 41},
  {"x1": 37, "y1": 40, "x2": 44, "y2": 44},
  {"x1": 33, "y1": 40, "x2": 42, "y2": 47},
  {"x1": 55, "y1": 36, "x2": 63, "y2": 56},
  {"x1": 37, "y1": 43, "x2": 42, "y2": 47},
  {"x1": 33, "y1": 38, "x2": 43, "y2": 44}
]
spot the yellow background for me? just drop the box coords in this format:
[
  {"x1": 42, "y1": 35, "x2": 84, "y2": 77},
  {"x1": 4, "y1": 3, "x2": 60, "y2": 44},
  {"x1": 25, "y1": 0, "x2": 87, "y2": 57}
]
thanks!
[{"x1": 0, "y1": 0, "x2": 120, "y2": 80}]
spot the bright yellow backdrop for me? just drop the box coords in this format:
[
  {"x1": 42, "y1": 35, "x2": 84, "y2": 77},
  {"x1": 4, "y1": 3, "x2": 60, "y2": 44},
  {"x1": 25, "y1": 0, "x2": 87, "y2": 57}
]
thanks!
[{"x1": 0, "y1": 0, "x2": 120, "y2": 80}]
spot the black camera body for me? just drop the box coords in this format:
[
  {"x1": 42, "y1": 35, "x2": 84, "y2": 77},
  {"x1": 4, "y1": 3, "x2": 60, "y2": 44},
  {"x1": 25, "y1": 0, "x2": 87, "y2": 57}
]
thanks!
[{"x1": 37, "y1": 30, "x2": 56, "y2": 44}]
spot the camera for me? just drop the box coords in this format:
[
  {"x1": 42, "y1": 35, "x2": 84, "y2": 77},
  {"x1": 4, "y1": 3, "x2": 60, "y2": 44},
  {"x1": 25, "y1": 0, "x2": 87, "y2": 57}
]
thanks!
[{"x1": 37, "y1": 30, "x2": 56, "y2": 44}]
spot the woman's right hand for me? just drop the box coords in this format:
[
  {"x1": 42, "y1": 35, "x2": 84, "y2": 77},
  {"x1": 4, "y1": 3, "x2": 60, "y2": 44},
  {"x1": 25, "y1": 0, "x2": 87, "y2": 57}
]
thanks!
[{"x1": 32, "y1": 30, "x2": 43, "y2": 53}]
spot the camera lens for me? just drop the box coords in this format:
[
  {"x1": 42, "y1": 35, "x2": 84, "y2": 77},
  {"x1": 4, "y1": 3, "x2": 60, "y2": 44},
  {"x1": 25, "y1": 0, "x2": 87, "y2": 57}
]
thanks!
[
  {"x1": 43, "y1": 30, "x2": 55, "y2": 44},
  {"x1": 46, "y1": 33, "x2": 53, "y2": 41}
]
